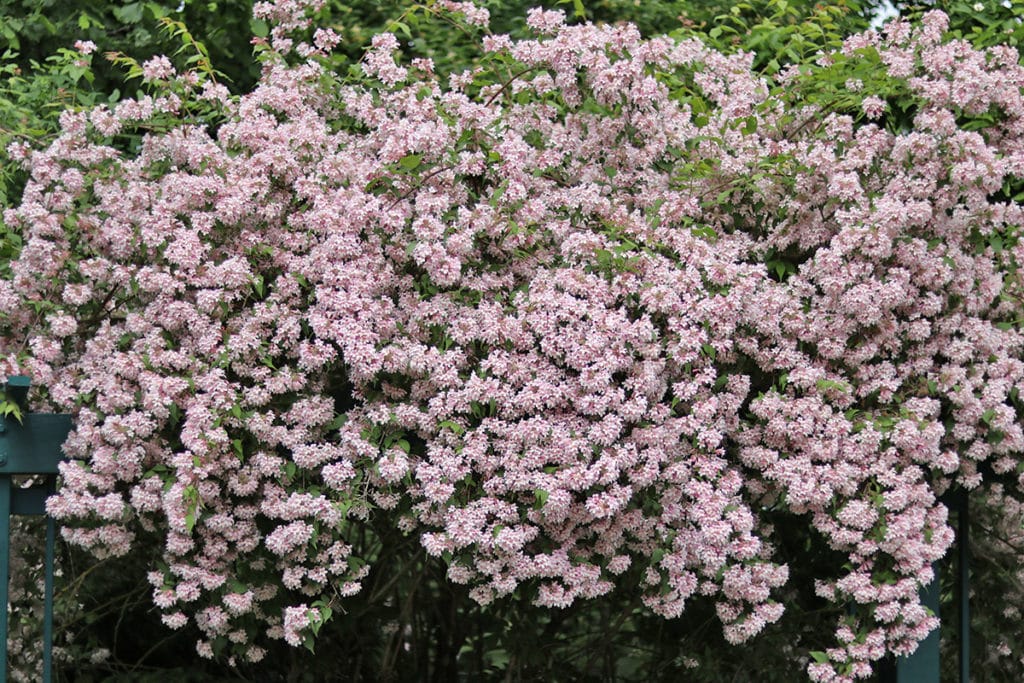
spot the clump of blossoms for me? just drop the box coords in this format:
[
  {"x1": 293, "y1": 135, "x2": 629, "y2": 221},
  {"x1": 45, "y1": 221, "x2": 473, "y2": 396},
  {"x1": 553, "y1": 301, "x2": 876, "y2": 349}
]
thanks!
[{"x1": 2, "y1": 2, "x2": 1023, "y2": 679}]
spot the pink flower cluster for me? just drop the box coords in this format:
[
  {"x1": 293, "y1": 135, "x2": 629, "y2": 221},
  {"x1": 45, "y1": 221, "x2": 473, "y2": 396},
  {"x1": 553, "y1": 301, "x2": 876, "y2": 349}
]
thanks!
[{"x1": 3, "y1": 3, "x2": 1024, "y2": 679}]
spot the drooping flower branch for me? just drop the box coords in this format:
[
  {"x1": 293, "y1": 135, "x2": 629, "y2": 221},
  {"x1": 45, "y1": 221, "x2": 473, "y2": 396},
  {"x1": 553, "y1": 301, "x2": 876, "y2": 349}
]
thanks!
[{"x1": 2, "y1": 3, "x2": 1023, "y2": 680}]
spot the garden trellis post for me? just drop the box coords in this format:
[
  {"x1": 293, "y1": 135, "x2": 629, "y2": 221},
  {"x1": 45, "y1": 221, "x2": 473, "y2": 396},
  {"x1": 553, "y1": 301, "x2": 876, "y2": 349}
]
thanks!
[
  {"x1": 0, "y1": 375, "x2": 72, "y2": 682},
  {"x1": 881, "y1": 490, "x2": 971, "y2": 683},
  {"x1": 892, "y1": 570, "x2": 941, "y2": 682}
]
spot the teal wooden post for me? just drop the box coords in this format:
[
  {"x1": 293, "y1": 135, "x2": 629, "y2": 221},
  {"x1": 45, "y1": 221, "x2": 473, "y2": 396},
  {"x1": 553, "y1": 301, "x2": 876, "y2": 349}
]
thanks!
[
  {"x1": 894, "y1": 570, "x2": 941, "y2": 682},
  {"x1": 0, "y1": 376, "x2": 72, "y2": 683},
  {"x1": 880, "y1": 488, "x2": 971, "y2": 683}
]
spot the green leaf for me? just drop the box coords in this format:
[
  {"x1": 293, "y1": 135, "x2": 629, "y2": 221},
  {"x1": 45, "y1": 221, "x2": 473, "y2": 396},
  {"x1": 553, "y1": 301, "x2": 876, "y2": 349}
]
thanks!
[
  {"x1": 489, "y1": 183, "x2": 506, "y2": 205},
  {"x1": 389, "y1": 20, "x2": 412, "y2": 39},
  {"x1": 146, "y1": 2, "x2": 170, "y2": 19},
  {"x1": 816, "y1": 378, "x2": 850, "y2": 393},
  {"x1": 114, "y1": 2, "x2": 145, "y2": 24},
  {"x1": 767, "y1": 259, "x2": 788, "y2": 279},
  {"x1": 485, "y1": 648, "x2": 509, "y2": 670},
  {"x1": 399, "y1": 154, "x2": 422, "y2": 171},
  {"x1": 439, "y1": 420, "x2": 465, "y2": 435},
  {"x1": 250, "y1": 18, "x2": 269, "y2": 37},
  {"x1": 183, "y1": 485, "x2": 200, "y2": 532},
  {"x1": 810, "y1": 651, "x2": 829, "y2": 664}
]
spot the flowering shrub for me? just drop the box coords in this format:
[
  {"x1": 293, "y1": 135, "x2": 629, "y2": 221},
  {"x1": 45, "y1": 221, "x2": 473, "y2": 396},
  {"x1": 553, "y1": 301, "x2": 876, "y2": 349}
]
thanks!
[{"x1": 3, "y1": 1, "x2": 1024, "y2": 680}]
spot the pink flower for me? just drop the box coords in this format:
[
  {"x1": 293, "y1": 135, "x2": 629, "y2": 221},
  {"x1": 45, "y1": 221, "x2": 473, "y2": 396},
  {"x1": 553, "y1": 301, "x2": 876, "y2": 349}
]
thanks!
[
  {"x1": 141, "y1": 55, "x2": 175, "y2": 82},
  {"x1": 525, "y1": 7, "x2": 565, "y2": 34},
  {"x1": 282, "y1": 605, "x2": 311, "y2": 646},
  {"x1": 861, "y1": 95, "x2": 887, "y2": 119},
  {"x1": 161, "y1": 612, "x2": 188, "y2": 629}
]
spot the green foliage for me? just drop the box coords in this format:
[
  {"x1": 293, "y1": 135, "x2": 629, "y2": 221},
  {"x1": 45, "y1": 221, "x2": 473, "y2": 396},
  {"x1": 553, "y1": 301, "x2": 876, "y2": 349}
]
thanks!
[
  {"x1": 0, "y1": 0, "x2": 259, "y2": 91},
  {"x1": 0, "y1": 44, "x2": 98, "y2": 275},
  {"x1": 0, "y1": 394, "x2": 23, "y2": 422},
  {"x1": 901, "y1": 0, "x2": 1024, "y2": 49},
  {"x1": 674, "y1": 0, "x2": 871, "y2": 72},
  {"x1": 0, "y1": 5, "x2": 230, "y2": 285}
]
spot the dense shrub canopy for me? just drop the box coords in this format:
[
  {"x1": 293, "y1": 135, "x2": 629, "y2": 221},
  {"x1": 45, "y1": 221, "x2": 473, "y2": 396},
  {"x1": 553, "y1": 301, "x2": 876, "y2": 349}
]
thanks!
[{"x1": 3, "y1": 1, "x2": 1024, "y2": 680}]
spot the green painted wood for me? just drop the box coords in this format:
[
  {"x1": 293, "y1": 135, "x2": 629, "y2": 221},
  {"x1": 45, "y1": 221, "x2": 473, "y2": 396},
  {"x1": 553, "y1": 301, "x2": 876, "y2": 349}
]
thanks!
[
  {"x1": 0, "y1": 413, "x2": 73, "y2": 474},
  {"x1": 896, "y1": 570, "x2": 941, "y2": 683},
  {"x1": 11, "y1": 485, "x2": 50, "y2": 515},
  {"x1": 1, "y1": 377, "x2": 70, "y2": 681}
]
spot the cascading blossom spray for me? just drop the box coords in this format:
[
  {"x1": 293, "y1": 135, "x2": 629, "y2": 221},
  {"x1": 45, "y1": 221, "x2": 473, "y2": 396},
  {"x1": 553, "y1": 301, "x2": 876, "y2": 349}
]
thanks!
[{"x1": 2, "y1": 2, "x2": 1023, "y2": 680}]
